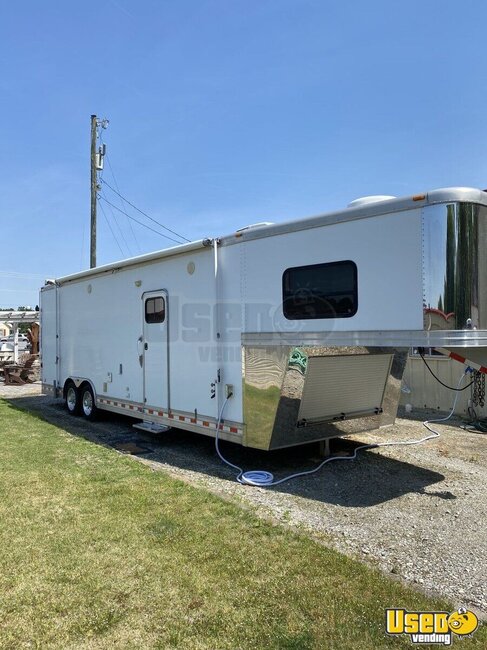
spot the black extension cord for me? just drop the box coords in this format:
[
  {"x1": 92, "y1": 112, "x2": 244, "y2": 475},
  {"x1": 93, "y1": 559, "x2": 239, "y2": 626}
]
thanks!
[{"x1": 418, "y1": 348, "x2": 474, "y2": 391}]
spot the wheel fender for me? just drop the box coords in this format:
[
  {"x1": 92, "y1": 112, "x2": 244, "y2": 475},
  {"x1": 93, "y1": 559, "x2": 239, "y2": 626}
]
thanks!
[{"x1": 63, "y1": 377, "x2": 97, "y2": 401}]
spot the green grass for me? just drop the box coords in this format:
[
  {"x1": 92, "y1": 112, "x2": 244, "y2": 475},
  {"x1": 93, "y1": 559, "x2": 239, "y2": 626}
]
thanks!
[{"x1": 0, "y1": 399, "x2": 484, "y2": 649}]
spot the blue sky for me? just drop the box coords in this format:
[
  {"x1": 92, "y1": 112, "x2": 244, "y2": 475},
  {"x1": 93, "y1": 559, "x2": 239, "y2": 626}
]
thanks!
[{"x1": 1, "y1": 0, "x2": 486, "y2": 307}]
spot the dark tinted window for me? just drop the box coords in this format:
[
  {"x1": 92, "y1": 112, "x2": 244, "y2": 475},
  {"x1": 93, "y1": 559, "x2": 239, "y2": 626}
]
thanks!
[
  {"x1": 145, "y1": 297, "x2": 165, "y2": 324},
  {"x1": 283, "y1": 261, "x2": 357, "y2": 319}
]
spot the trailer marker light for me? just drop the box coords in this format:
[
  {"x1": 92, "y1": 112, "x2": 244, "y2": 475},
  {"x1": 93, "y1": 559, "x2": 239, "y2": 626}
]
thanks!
[{"x1": 413, "y1": 194, "x2": 426, "y2": 201}]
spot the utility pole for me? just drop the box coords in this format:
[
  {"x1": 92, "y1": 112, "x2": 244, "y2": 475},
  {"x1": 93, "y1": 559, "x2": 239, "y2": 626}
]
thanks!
[
  {"x1": 90, "y1": 114, "x2": 109, "y2": 268},
  {"x1": 90, "y1": 115, "x2": 97, "y2": 268}
]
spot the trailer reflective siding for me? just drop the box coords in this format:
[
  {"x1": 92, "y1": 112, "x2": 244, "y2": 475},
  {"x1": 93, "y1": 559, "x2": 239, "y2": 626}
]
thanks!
[
  {"x1": 242, "y1": 345, "x2": 407, "y2": 450},
  {"x1": 423, "y1": 202, "x2": 487, "y2": 331}
]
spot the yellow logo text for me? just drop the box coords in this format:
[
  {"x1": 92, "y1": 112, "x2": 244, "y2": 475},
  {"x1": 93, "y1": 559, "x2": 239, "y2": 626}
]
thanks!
[{"x1": 386, "y1": 607, "x2": 479, "y2": 646}]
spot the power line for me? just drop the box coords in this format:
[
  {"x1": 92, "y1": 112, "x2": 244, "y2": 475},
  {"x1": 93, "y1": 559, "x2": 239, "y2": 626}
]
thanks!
[
  {"x1": 100, "y1": 178, "x2": 191, "y2": 243},
  {"x1": 98, "y1": 195, "x2": 187, "y2": 245},
  {"x1": 98, "y1": 200, "x2": 126, "y2": 257},
  {"x1": 100, "y1": 187, "x2": 133, "y2": 256},
  {"x1": 95, "y1": 128, "x2": 132, "y2": 257},
  {"x1": 105, "y1": 155, "x2": 142, "y2": 254}
]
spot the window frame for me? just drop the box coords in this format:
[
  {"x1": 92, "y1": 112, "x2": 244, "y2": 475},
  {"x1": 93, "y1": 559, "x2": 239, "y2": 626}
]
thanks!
[
  {"x1": 144, "y1": 296, "x2": 166, "y2": 324},
  {"x1": 282, "y1": 260, "x2": 358, "y2": 320}
]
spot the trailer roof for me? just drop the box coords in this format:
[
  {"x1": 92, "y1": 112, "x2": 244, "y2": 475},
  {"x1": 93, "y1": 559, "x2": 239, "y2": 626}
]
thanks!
[
  {"x1": 46, "y1": 186, "x2": 487, "y2": 287},
  {"x1": 49, "y1": 239, "x2": 209, "y2": 286},
  {"x1": 219, "y1": 186, "x2": 487, "y2": 247}
]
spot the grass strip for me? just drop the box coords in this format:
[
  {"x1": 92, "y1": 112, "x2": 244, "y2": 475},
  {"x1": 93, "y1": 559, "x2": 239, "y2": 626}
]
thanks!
[{"x1": 0, "y1": 399, "x2": 484, "y2": 649}]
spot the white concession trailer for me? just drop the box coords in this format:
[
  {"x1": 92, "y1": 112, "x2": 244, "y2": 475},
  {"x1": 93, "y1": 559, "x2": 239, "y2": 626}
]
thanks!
[{"x1": 40, "y1": 187, "x2": 487, "y2": 450}]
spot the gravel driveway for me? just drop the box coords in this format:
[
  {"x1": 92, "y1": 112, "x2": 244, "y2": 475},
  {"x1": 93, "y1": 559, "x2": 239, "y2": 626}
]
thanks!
[{"x1": 2, "y1": 382, "x2": 486, "y2": 617}]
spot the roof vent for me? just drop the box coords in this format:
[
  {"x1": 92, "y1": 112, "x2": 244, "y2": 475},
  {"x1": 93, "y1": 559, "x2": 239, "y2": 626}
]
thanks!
[
  {"x1": 236, "y1": 222, "x2": 274, "y2": 233},
  {"x1": 347, "y1": 195, "x2": 396, "y2": 208}
]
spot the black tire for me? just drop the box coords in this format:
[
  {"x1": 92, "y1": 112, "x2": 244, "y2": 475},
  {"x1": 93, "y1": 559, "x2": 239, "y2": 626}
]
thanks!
[
  {"x1": 80, "y1": 384, "x2": 98, "y2": 421},
  {"x1": 65, "y1": 381, "x2": 81, "y2": 416}
]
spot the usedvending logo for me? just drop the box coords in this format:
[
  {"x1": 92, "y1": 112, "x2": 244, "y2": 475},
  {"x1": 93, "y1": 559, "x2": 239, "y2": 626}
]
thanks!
[{"x1": 386, "y1": 607, "x2": 479, "y2": 645}]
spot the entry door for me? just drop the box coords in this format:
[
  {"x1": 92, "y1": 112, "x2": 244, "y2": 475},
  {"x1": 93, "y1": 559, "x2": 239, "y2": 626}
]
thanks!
[{"x1": 142, "y1": 291, "x2": 169, "y2": 409}]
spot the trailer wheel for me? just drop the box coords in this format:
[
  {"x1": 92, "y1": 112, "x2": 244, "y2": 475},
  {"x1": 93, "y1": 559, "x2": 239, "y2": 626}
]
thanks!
[
  {"x1": 80, "y1": 384, "x2": 98, "y2": 421},
  {"x1": 65, "y1": 382, "x2": 81, "y2": 416}
]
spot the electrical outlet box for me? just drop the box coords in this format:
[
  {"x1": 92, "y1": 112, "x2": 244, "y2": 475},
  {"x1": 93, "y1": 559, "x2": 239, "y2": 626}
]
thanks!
[{"x1": 225, "y1": 384, "x2": 234, "y2": 398}]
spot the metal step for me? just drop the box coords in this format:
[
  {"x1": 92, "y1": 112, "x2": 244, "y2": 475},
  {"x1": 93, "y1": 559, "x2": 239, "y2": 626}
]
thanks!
[{"x1": 133, "y1": 422, "x2": 171, "y2": 434}]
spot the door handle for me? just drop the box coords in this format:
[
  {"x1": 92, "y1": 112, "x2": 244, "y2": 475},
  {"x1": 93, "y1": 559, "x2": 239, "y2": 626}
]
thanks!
[
  {"x1": 144, "y1": 342, "x2": 148, "y2": 350},
  {"x1": 137, "y1": 336, "x2": 143, "y2": 367}
]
